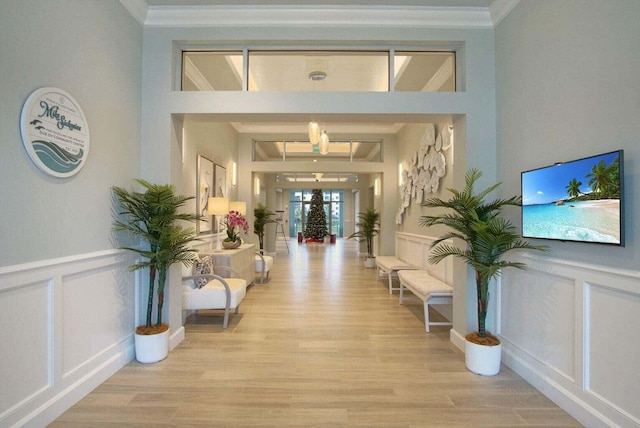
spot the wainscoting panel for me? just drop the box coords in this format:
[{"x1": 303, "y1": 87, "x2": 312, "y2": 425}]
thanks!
[
  {"x1": 501, "y1": 268, "x2": 576, "y2": 382},
  {"x1": 0, "y1": 279, "x2": 52, "y2": 423},
  {"x1": 500, "y1": 253, "x2": 640, "y2": 427},
  {"x1": 586, "y1": 280, "x2": 640, "y2": 425},
  {"x1": 61, "y1": 264, "x2": 135, "y2": 377},
  {"x1": 0, "y1": 251, "x2": 136, "y2": 428}
]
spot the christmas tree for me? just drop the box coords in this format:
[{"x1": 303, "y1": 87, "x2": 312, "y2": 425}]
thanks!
[{"x1": 304, "y1": 189, "x2": 328, "y2": 241}]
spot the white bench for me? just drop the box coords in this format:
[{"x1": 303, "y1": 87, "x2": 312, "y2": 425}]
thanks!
[
  {"x1": 375, "y1": 256, "x2": 418, "y2": 294},
  {"x1": 398, "y1": 270, "x2": 453, "y2": 332}
]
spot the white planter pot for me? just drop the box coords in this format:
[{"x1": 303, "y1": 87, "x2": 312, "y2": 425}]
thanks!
[
  {"x1": 134, "y1": 329, "x2": 169, "y2": 364},
  {"x1": 364, "y1": 257, "x2": 376, "y2": 269},
  {"x1": 465, "y1": 338, "x2": 502, "y2": 376}
]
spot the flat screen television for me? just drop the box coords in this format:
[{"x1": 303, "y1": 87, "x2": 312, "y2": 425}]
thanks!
[{"x1": 521, "y1": 150, "x2": 624, "y2": 246}]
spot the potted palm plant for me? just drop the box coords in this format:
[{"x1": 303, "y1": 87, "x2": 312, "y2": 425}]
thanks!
[
  {"x1": 112, "y1": 179, "x2": 201, "y2": 363},
  {"x1": 253, "y1": 203, "x2": 276, "y2": 252},
  {"x1": 419, "y1": 169, "x2": 548, "y2": 375},
  {"x1": 348, "y1": 207, "x2": 380, "y2": 268}
]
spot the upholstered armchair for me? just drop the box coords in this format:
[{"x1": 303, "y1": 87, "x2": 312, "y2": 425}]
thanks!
[
  {"x1": 182, "y1": 259, "x2": 247, "y2": 328},
  {"x1": 254, "y1": 251, "x2": 273, "y2": 284}
]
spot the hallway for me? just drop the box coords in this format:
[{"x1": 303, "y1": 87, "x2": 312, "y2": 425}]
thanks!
[{"x1": 52, "y1": 239, "x2": 580, "y2": 427}]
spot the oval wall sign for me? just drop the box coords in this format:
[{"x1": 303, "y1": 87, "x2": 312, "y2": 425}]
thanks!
[{"x1": 20, "y1": 87, "x2": 90, "y2": 178}]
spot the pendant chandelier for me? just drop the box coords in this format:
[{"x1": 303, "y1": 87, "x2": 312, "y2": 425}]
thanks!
[
  {"x1": 308, "y1": 121, "x2": 320, "y2": 145},
  {"x1": 319, "y1": 130, "x2": 329, "y2": 155},
  {"x1": 309, "y1": 121, "x2": 330, "y2": 155}
]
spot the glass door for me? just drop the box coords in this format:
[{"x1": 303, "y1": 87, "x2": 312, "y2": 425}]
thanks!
[{"x1": 288, "y1": 190, "x2": 344, "y2": 237}]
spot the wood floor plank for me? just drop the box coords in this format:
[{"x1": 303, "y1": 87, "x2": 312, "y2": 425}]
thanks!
[{"x1": 52, "y1": 239, "x2": 581, "y2": 427}]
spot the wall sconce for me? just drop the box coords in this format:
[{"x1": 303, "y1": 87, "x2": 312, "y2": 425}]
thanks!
[
  {"x1": 231, "y1": 162, "x2": 237, "y2": 187},
  {"x1": 208, "y1": 197, "x2": 229, "y2": 252},
  {"x1": 374, "y1": 178, "x2": 380, "y2": 196},
  {"x1": 181, "y1": 127, "x2": 186, "y2": 164},
  {"x1": 255, "y1": 177, "x2": 260, "y2": 195}
]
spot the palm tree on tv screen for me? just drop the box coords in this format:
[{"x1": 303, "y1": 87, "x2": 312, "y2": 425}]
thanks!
[{"x1": 565, "y1": 178, "x2": 582, "y2": 199}]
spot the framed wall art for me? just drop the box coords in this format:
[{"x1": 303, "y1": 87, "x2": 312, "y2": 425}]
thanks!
[
  {"x1": 214, "y1": 164, "x2": 227, "y2": 198},
  {"x1": 196, "y1": 155, "x2": 214, "y2": 234}
]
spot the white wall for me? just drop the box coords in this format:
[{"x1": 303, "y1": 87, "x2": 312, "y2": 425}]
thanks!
[
  {"x1": 180, "y1": 117, "x2": 240, "y2": 246},
  {"x1": 0, "y1": 1, "x2": 142, "y2": 266},
  {"x1": 495, "y1": 1, "x2": 640, "y2": 426},
  {"x1": 395, "y1": 119, "x2": 457, "y2": 237},
  {"x1": 394, "y1": 119, "x2": 474, "y2": 336},
  {"x1": 0, "y1": 1, "x2": 142, "y2": 426}
]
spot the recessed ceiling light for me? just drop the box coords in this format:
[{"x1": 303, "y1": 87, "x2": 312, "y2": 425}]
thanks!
[{"x1": 308, "y1": 71, "x2": 327, "y2": 81}]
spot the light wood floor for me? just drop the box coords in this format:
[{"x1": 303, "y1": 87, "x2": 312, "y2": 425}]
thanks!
[{"x1": 52, "y1": 239, "x2": 581, "y2": 427}]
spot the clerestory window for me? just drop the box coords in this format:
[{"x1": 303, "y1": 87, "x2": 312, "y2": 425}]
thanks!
[{"x1": 181, "y1": 49, "x2": 456, "y2": 92}]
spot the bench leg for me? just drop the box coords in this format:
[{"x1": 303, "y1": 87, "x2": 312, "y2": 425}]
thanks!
[
  {"x1": 388, "y1": 272, "x2": 394, "y2": 294},
  {"x1": 423, "y1": 301, "x2": 430, "y2": 333},
  {"x1": 223, "y1": 306, "x2": 230, "y2": 329},
  {"x1": 424, "y1": 295, "x2": 454, "y2": 332}
]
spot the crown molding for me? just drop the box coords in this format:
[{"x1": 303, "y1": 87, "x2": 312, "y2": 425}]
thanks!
[
  {"x1": 143, "y1": 5, "x2": 495, "y2": 29},
  {"x1": 119, "y1": 0, "x2": 148, "y2": 26},
  {"x1": 121, "y1": 1, "x2": 520, "y2": 29},
  {"x1": 490, "y1": 0, "x2": 520, "y2": 26}
]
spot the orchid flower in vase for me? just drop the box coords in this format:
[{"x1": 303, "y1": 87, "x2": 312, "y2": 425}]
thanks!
[{"x1": 222, "y1": 210, "x2": 249, "y2": 248}]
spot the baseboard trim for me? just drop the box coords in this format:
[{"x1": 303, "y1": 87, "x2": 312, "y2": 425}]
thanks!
[
  {"x1": 502, "y1": 342, "x2": 623, "y2": 428},
  {"x1": 169, "y1": 326, "x2": 185, "y2": 351},
  {"x1": 15, "y1": 341, "x2": 133, "y2": 428},
  {"x1": 450, "y1": 328, "x2": 466, "y2": 353}
]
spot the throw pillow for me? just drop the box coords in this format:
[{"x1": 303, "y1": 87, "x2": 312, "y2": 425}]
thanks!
[{"x1": 192, "y1": 256, "x2": 214, "y2": 288}]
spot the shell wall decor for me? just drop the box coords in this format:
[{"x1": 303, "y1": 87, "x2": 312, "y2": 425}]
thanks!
[{"x1": 396, "y1": 123, "x2": 452, "y2": 224}]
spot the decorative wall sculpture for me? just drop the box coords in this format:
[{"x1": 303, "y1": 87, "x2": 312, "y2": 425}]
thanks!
[{"x1": 396, "y1": 123, "x2": 452, "y2": 224}]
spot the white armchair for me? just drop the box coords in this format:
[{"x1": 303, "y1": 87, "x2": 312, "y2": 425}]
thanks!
[
  {"x1": 182, "y1": 260, "x2": 247, "y2": 328},
  {"x1": 255, "y1": 251, "x2": 274, "y2": 284}
]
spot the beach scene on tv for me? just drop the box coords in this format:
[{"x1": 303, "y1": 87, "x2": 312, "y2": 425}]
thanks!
[{"x1": 521, "y1": 151, "x2": 622, "y2": 244}]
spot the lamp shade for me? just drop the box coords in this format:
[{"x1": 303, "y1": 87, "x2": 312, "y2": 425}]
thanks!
[
  {"x1": 229, "y1": 201, "x2": 247, "y2": 216},
  {"x1": 208, "y1": 197, "x2": 229, "y2": 216},
  {"x1": 308, "y1": 121, "x2": 320, "y2": 145},
  {"x1": 319, "y1": 131, "x2": 329, "y2": 155}
]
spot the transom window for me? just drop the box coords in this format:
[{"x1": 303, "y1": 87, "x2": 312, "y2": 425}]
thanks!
[
  {"x1": 181, "y1": 49, "x2": 456, "y2": 92},
  {"x1": 253, "y1": 140, "x2": 382, "y2": 162}
]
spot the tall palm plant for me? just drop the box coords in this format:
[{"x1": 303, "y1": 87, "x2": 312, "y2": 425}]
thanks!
[
  {"x1": 112, "y1": 179, "x2": 201, "y2": 332},
  {"x1": 348, "y1": 207, "x2": 380, "y2": 259},
  {"x1": 419, "y1": 169, "x2": 548, "y2": 342},
  {"x1": 253, "y1": 203, "x2": 276, "y2": 251}
]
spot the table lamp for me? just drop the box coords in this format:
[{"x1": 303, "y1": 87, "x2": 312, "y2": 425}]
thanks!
[
  {"x1": 208, "y1": 197, "x2": 229, "y2": 251},
  {"x1": 229, "y1": 201, "x2": 247, "y2": 216}
]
